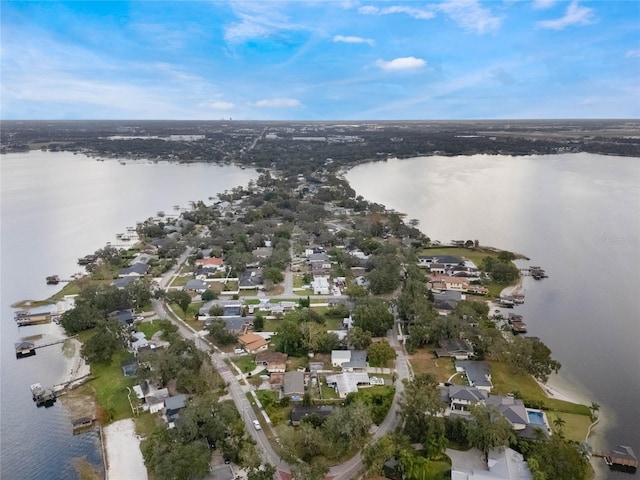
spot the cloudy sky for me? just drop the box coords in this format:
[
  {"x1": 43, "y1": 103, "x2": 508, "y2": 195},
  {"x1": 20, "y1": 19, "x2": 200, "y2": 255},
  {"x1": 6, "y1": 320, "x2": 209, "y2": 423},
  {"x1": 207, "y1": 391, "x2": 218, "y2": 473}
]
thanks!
[{"x1": 1, "y1": 1, "x2": 638, "y2": 120}]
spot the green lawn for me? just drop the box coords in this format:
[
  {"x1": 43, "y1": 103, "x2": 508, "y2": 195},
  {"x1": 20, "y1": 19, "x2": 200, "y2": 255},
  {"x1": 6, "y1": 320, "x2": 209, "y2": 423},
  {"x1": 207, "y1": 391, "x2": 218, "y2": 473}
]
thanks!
[
  {"x1": 234, "y1": 355, "x2": 256, "y2": 373},
  {"x1": 545, "y1": 411, "x2": 593, "y2": 443},
  {"x1": 419, "y1": 247, "x2": 499, "y2": 267},
  {"x1": 488, "y1": 361, "x2": 590, "y2": 415},
  {"x1": 169, "y1": 275, "x2": 191, "y2": 287},
  {"x1": 88, "y1": 351, "x2": 137, "y2": 423},
  {"x1": 134, "y1": 412, "x2": 162, "y2": 438},
  {"x1": 136, "y1": 320, "x2": 165, "y2": 339}
]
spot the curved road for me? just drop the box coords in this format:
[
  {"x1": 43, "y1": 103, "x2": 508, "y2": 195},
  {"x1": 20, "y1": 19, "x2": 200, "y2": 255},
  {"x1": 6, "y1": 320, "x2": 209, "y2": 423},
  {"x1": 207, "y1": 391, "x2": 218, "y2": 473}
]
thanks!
[{"x1": 153, "y1": 248, "x2": 413, "y2": 480}]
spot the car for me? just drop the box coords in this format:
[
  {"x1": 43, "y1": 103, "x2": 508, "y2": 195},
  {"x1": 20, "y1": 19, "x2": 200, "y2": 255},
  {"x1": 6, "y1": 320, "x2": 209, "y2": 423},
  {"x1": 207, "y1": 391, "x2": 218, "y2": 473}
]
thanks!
[
  {"x1": 234, "y1": 348, "x2": 244, "y2": 354},
  {"x1": 252, "y1": 419, "x2": 261, "y2": 430}
]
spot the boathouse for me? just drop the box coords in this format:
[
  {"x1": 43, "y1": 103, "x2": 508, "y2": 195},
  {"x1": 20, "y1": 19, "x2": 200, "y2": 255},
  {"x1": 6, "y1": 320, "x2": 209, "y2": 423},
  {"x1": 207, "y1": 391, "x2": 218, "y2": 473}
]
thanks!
[{"x1": 15, "y1": 341, "x2": 36, "y2": 358}]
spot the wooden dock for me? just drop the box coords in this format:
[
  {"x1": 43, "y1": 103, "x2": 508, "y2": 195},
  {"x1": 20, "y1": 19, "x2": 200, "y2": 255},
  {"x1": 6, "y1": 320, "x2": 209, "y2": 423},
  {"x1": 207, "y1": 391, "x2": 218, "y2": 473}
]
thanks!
[{"x1": 592, "y1": 446, "x2": 638, "y2": 468}]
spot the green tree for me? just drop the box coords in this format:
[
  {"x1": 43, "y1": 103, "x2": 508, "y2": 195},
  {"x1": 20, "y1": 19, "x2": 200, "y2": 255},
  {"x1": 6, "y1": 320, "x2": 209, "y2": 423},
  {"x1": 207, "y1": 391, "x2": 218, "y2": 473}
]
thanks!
[
  {"x1": 398, "y1": 374, "x2": 446, "y2": 443},
  {"x1": 367, "y1": 253, "x2": 402, "y2": 294},
  {"x1": 353, "y1": 298, "x2": 394, "y2": 337},
  {"x1": 253, "y1": 313, "x2": 264, "y2": 332},
  {"x1": 363, "y1": 434, "x2": 397, "y2": 477},
  {"x1": 367, "y1": 339, "x2": 396, "y2": 368},
  {"x1": 525, "y1": 435, "x2": 589, "y2": 480},
  {"x1": 263, "y1": 266, "x2": 284, "y2": 284},
  {"x1": 274, "y1": 320, "x2": 305, "y2": 356},
  {"x1": 80, "y1": 323, "x2": 127, "y2": 365},
  {"x1": 207, "y1": 319, "x2": 238, "y2": 346},
  {"x1": 247, "y1": 465, "x2": 277, "y2": 480},
  {"x1": 466, "y1": 404, "x2": 516, "y2": 463},
  {"x1": 201, "y1": 289, "x2": 217, "y2": 301},
  {"x1": 166, "y1": 290, "x2": 192, "y2": 314},
  {"x1": 345, "y1": 326, "x2": 372, "y2": 350}
]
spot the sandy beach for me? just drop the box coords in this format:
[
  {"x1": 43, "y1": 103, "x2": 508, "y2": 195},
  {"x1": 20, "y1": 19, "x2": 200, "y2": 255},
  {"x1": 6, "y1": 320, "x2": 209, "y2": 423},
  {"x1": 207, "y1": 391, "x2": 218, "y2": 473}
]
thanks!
[{"x1": 103, "y1": 419, "x2": 148, "y2": 480}]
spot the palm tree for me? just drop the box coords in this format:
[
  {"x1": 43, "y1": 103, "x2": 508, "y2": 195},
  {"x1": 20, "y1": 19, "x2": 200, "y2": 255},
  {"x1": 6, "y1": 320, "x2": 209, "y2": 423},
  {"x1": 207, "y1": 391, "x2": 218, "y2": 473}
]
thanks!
[
  {"x1": 553, "y1": 416, "x2": 566, "y2": 437},
  {"x1": 589, "y1": 401, "x2": 600, "y2": 421}
]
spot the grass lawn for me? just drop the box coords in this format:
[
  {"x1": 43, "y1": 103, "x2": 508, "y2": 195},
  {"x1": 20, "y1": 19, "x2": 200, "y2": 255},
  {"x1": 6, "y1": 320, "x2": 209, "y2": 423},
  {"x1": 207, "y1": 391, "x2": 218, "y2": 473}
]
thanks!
[
  {"x1": 545, "y1": 411, "x2": 592, "y2": 443},
  {"x1": 293, "y1": 275, "x2": 306, "y2": 288},
  {"x1": 487, "y1": 282, "x2": 508, "y2": 297},
  {"x1": 169, "y1": 275, "x2": 191, "y2": 287},
  {"x1": 488, "y1": 361, "x2": 591, "y2": 415},
  {"x1": 263, "y1": 318, "x2": 282, "y2": 332},
  {"x1": 88, "y1": 351, "x2": 137, "y2": 423},
  {"x1": 134, "y1": 412, "x2": 162, "y2": 438},
  {"x1": 234, "y1": 355, "x2": 256, "y2": 373},
  {"x1": 136, "y1": 320, "x2": 165, "y2": 339},
  {"x1": 408, "y1": 348, "x2": 457, "y2": 383},
  {"x1": 320, "y1": 384, "x2": 339, "y2": 399},
  {"x1": 323, "y1": 316, "x2": 343, "y2": 330}
]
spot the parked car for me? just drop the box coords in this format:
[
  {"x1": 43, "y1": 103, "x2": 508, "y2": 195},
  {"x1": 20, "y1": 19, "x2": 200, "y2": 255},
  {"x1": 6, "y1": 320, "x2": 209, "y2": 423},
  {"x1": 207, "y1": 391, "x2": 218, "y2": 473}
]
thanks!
[{"x1": 253, "y1": 419, "x2": 261, "y2": 430}]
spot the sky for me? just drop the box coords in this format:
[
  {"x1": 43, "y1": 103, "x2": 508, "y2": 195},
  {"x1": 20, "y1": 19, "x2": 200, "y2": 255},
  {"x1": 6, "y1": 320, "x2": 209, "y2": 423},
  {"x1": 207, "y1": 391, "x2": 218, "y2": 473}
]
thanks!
[{"x1": 1, "y1": 0, "x2": 639, "y2": 120}]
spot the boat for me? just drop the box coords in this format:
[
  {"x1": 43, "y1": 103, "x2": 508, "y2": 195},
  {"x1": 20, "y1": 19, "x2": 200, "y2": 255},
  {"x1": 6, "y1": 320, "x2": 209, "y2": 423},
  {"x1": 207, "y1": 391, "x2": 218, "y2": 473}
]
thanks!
[{"x1": 46, "y1": 275, "x2": 60, "y2": 285}]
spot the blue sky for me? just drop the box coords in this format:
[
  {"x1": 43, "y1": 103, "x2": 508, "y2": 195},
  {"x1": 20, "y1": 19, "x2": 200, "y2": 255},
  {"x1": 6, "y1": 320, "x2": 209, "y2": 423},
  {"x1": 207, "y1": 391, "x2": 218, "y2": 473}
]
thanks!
[{"x1": 1, "y1": 1, "x2": 638, "y2": 120}]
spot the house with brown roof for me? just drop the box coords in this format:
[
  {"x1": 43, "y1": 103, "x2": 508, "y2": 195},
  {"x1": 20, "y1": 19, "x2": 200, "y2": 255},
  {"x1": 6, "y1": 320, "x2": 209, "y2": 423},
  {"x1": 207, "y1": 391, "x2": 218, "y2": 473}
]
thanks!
[
  {"x1": 255, "y1": 351, "x2": 288, "y2": 373},
  {"x1": 238, "y1": 332, "x2": 269, "y2": 353}
]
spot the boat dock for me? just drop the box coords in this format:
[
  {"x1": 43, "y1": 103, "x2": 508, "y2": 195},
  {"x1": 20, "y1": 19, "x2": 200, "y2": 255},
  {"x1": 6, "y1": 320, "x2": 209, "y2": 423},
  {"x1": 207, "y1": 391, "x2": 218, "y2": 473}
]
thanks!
[
  {"x1": 592, "y1": 445, "x2": 638, "y2": 469},
  {"x1": 15, "y1": 336, "x2": 76, "y2": 359},
  {"x1": 521, "y1": 266, "x2": 548, "y2": 279},
  {"x1": 30, "y1": 383, "x2": 56, "y2": 407},
  {"x1": 508, "y1": 313, "x2": 528, "y2": 334},
  {"x1": 14, "y1": 310, "x2": 60, "y2": 326}
]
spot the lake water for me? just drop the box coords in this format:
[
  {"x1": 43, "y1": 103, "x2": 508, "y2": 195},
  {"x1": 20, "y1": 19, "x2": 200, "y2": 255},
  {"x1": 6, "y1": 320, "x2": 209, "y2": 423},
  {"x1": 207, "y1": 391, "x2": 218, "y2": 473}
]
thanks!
[
  {"x1": 0, "y1": 151, "x2": 258, "y2": 479},
  {"x1": 347, "y1": 153, "x2": 640, "y2": 479}
]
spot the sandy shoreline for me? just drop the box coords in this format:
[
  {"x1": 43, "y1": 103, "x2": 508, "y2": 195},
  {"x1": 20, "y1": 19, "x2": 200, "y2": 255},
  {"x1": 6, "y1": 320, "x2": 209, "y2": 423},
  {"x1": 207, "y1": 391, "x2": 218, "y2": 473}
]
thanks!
[{"x1": 103, "y1": 419, "x2": 148, "y2": 480}]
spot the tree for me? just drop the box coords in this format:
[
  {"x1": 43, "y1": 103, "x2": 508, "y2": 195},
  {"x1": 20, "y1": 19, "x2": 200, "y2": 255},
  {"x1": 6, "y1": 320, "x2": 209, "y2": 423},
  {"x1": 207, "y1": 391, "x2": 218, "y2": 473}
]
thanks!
[
  {"x1": 353, "y1": 298, "x2": 394, "y2": 337},
  {"x1": 367, "y1": 253, "x2": 402, "y2": 294},
  {"x1": 253, "y1": 313, "x2": 264, "y2": 332},
  {"x1": 166, "y1": 290, "x2": 191, "y2": 314},
  {"x1": 263, "y1": 266, "x2": 284, "y2": 284},
  {"x1": 363, "y1": 434, "x2": 397, "y2": 477},
  {"x1": 466, "y1": 404, "x2": 516, "y2": 463},
  {"x1": 208, "y1": 305, "x2": 224, "y2": 316},
  {"x1": 247, "y1": 465, "x2": 277, "y2": 480},
  {"x1": 525, "y1": 435, "x2": 589, "y2": 480},
  {"x1": 201, "y1": 289, "x2": 217, "y2": 301},
  {"x1": 207, "y1": 319, "x2": 238, "y2": 346},
  {"x1": 553, "y1": 416, "x2": 566, "y2": 438},
  {"x1": 80, "y1": 323, "x2": 127, "y2": 365},
  {"x1": 346, "y1": 283, "x2": 369, "y2": 299},
  {"x1": 345, "y1": 326, "x2": 372, "y2": 350},
  {"x1": 367, "y1": 340, "x2": 396, "y2": 368},
  {"x1": 274, "y1": 320, "x2": 305, "y2": 356},
  {"x1": 398, "y1": 374, "x2": 446, "y2": 443}
]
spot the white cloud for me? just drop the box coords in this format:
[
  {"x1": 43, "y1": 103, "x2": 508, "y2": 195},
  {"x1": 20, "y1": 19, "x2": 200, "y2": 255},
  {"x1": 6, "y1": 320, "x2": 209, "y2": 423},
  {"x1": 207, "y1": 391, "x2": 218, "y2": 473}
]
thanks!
[
  {"x1": 224, "y1": 3, "x2": 304, "y2": 44},
  {"x1": 358, "y1": 5, "x2": 435, "y2": 20},
  {"x1": 375, "y1": 56, "x2": 426, "y2": 71},
  {"x1": 625, "y1": 49, "x2": 640, "y2": 59},
  {"x1": 255, "y1": 98, "x2": 301, "y2": 107},
  {"x1": 532, "y1": 0, "x2": 557, "y2": 10},
  {"x1": 333, "y1": 35, "x2": 375, "y2": 46},
  {"x1": 538, "y1": 1, "x2": 595, "y2": 30},
  {"x1": 204, "y1": 100, "x2": 235, "y2": 110},
  {"x1": 439, "y1": 0, "x2": 502, "y2": 34}
]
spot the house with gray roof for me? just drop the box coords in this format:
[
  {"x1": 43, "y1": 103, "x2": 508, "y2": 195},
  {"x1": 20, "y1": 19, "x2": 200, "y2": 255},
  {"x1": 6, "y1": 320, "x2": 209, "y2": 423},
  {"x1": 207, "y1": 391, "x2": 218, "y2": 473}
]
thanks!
[
  {"x1": 331, "y1": 350, "x2": 368, "y2": 372},
  {"x1": 325, "y1": 372, "x2": 371, "y2": 398},
  {"x1": 113, "y1": 276, "x2": 138, "y2": 289},
  {"x1": 456, "y1": 360, "x2": 493, "y2": 391},
  {"x1": 164, "y1": 393, "x2": 188, "y2": 424},
  {"x1": 436, "y1": 338, "x2": 474, "y2": 360},
  {"x1": 283, "y1": 371, "x2": 305, "y2": 399},
  {"x1": 445, "y1": 385, "x2": 488, "y2": 412},
  {"x1": 183, "y1": 279, "x2": 208, "y2": 293},
  {"x1": 118, "y1": 262, "x2": 150, "y2": 277},
  {"x1": 486, "y1": 396, "x2": 529, "y2": 431}
]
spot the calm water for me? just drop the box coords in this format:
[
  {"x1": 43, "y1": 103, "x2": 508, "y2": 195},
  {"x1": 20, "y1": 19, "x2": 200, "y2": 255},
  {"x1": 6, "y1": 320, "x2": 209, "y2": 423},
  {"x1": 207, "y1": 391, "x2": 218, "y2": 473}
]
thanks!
[
  {"x1": 347, "y1": 154, "x2": 640, "y2": 479},
  {"x1": 0, "y1": 151, "x2": 258, "y2": 479}
]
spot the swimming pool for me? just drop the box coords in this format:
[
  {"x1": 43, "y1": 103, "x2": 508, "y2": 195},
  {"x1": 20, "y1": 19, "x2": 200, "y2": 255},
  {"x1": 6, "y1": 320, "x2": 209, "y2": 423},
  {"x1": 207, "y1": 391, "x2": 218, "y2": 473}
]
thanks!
[{"x1": 527, "y1": 409, "x2": 546, "y2": 425}]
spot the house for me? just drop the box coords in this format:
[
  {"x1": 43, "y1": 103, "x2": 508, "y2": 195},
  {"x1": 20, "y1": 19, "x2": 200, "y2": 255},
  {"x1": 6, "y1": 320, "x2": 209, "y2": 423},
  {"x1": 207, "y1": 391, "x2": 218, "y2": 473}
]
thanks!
[
  {"x1": 109, "y1": 309, "x2": 135, "y2": 326},
  {"x1": 429, "y1": 274, "x2": 471, "y2": 292},
  {"x1": 195, "y1": 257, "x2": 224, "y2": 269},
  {"x1": 283, "y1": 371, "x2": 305, "y2": 399},
  {"x1": 308, "y1": 253, "x2": 331, "y2": 269},
  {"x1": 183, "y1": 279, "x2": 209, "y2": 293},
  {"x1": 164, "y1": 393, "x2": 188, "y2": 424},
  {"x1": 239, "y1": 267, "x2": 264, "y2": 289},
  {"x1": 445, "y1": 385, "x2": 488, "y2": 412},
  {"x1": 290, "y1": 406, "x2": 334, "y2": 426},
  {"x1": 238, "y1": 332, "x2": 269, "y2": 353},
  {"x1": 325, "y1": 372, "x2": 370, "y2": 398},
  {"x1": 255, "y1": 351, "x2": 288, "y2": 373},
  {"x1": 140, "y1": 386, "x2": 169, "y2": 414},
  {"x1": 331, "y1": 350, "x2": 368, "y2": 371},
  {"x1": 222, "y1": 317, "x2": 249, "y2": 335},
  {"x1": 223, "y1": 304, "x2": 242, "y2": 316},
  {"x1": 486, "y1": 396, "x2": 529, "y2": 431},
  {"x1": 436, "y1": 338, "x2": 474, "y2": 360},
  {"x1": 311, "y1": 276, "x2": 330, "y2": 295},
  {"x1": 451, "y1": 447, "x2": 532, "y2": 480},
  {"x1": 434, "y1": 290, "x2": 464, "y2": 313},
  {"x1": 252, "y1": 246, "x2": 273, "y2": 258},
  {"x1": 456, "y1": 361, "x2": 493, "y2": 391},
  {"x1": 130, "y1": 332, "x2": 148, "y2": 351},
  {"x1": 118, "y1": 263, "x2": 150, "y2": 277},
  {"x1": 195, "y1": 266, "x2": 219, "y2": 279},
  {"x1": 113, "y1": 276, "x2": 138, "y2": 289}
]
